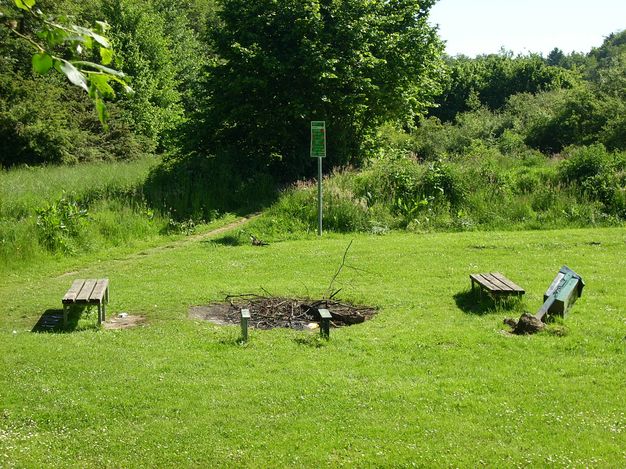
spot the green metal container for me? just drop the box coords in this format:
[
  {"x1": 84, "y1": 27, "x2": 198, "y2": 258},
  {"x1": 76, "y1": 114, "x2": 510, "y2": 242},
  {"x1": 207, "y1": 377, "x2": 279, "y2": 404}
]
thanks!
[{"x1": 537, "y1": 266, "x2": 585, "y2": 320}]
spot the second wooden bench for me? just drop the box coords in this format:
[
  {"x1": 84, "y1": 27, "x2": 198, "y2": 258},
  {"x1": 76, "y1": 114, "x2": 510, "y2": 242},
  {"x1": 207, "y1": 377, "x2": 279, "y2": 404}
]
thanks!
[
  {"x1": 62, "y1": 278, "x2": 109, "y2": 326},
  {"x1": 470, "y1": 272, "x2": 525, "y2": 298}
]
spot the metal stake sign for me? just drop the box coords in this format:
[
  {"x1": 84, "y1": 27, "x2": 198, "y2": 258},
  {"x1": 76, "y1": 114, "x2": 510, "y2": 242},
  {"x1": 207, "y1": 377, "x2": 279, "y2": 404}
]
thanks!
[{"x1": 310, "y1": 121, "x2": 326, "y2": 236}]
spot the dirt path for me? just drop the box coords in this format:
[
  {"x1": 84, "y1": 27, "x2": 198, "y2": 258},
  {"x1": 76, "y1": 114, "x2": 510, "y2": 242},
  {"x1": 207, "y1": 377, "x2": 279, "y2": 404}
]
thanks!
[
  {"x1": 58, "y1": 213, "x2": 260, "y2": 278},
  {"x1": 186, "y1": 213, "x2": 260, "y2": 243}
]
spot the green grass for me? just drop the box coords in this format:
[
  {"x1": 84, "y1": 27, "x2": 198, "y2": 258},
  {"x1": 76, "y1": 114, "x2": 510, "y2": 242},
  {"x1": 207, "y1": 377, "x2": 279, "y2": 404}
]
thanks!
[
  {"x1": 1, "y1": 227, "x2": 625, "y2": 467},
  {"x1": 0, "y1": 157, "x2": 244, "y2": 269},
  {"x1": 0, "y1": 157, "x2": 159, "y2": 220}
]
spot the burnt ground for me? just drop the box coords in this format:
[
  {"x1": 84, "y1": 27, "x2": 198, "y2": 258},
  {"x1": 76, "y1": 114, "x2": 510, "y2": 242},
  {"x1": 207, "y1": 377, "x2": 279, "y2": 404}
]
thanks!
[{"x1": 189, "y1": 295, "x2": 377, "y2": 330}]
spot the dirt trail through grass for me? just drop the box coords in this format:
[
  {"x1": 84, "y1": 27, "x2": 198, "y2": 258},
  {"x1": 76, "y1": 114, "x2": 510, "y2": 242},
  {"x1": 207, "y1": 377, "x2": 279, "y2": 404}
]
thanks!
[{"x1": 57, "y1": 213, "x2": 260, "y2": 278}]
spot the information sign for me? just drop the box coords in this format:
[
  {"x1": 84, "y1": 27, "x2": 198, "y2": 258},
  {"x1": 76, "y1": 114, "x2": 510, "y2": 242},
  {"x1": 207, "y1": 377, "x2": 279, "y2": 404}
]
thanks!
[{"x1": 310, "y1": 121, "x2": 326, "y2": 158}]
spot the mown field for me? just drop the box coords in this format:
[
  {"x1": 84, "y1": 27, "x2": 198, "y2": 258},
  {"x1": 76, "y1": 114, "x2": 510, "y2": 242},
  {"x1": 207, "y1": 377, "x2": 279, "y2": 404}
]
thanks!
[{"x1": 1, "y1": 226, "x2": 624, "y2": 467}]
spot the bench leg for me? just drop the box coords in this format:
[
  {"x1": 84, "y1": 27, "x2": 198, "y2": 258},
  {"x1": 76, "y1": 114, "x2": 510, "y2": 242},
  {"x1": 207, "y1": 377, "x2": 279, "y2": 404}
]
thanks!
[
  {"x1": 63, "y1": 304, "x2": 69, "y2": 327},
  {"x1": 102, "y1": 287, "x2": 108, "y2": 323}
]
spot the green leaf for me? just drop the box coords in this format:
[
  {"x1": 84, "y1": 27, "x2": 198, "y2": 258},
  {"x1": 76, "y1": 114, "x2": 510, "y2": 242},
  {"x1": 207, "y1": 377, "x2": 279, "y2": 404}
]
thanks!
[
  {"x1": 32, "y1": 52, "x2": 53, "y2": 74},
  {"x1": 55, "y1": 59, "x2": 88, "y2": 92},
  {"x1": 89, "y1": 74, "x2": 116, "y2": 99},
  {"x1": 111, "y1": 76, "x2": 134, "y2": 95},
  {"x1": 95, "y1": 94, "x2": 109, "y2": 130},
  {"x1": 100, "y1": 47, "x2": 113, "y2": 65},
  {"x1": 72, "y1": 61, "x2": 125, "y2": 78},
  {"x1": 71, "y1": 25, "x2": 110, "y2": 49},
  {"x1": 95, "y1": 21, "x2": 110, "y2": 34},
  {"x1": 14, "y1": 0, "x2": 35, "y2": 11}
]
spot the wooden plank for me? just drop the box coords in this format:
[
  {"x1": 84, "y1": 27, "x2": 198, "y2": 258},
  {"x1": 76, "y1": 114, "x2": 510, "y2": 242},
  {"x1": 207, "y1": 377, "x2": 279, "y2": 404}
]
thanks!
[
  {"x1": 491, "y1": 272, "x2": 525, "y2": 293},
  {"x1": 470, "y1": 274, "x2": 493, "y2": 291},
  {"x1": 470, "y1": 274, "x2": 501, "y2": 292},
  {"x1": 75, "y1": 279, "x2": 97, "y2": 303},
  {"x1": 470, "y1": 272, "x2": 525, "y2": 296},
  {"x1": 90, "y1": 279, "x2": 109, "y2": 302},
  {"x1": 483, "y1": 273, "x2": 514, "y2": 291},
  {"x1": 62, "y1": 279, "x2": 85, "y2": 304}
]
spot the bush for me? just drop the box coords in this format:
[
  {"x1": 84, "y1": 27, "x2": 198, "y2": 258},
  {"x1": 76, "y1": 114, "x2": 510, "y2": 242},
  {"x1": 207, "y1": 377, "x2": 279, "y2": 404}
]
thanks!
[
  {"x1": 512, "y1": 166, "x2": 557, "y2": 195},
  {"x1": 558, "y1": 145, "x2": 626, "y2": 216},
  {"x1": 420, "y1": 159, "x2": 467, "y2": 207},
  {"x1": 560, "y1": 144, "x2": 613, "y2": 183},
  {"x1": 36, "y1": 194, "x2": 89, "y2": 253}
]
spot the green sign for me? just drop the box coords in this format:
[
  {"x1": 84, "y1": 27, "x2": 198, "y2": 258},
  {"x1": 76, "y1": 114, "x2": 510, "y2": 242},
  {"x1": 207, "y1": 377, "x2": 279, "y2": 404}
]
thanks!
[{"x1": 310, "y1": 121, "x2": 326, "y2": 158}]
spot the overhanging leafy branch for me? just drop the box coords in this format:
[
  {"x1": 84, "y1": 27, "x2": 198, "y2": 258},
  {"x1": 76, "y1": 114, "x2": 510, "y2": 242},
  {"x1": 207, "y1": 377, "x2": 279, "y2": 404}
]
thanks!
[{"x1": 1, "y1": 0, "x2": 132, "y2": 128}]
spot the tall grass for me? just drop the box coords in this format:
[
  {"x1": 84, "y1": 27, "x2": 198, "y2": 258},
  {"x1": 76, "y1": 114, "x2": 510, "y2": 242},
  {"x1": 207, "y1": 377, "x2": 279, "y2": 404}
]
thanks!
[
  {"x1": 0, "y1": 157, "x2": 170, "y2": 269},
  {"x1": 0, "y1": 157, "x2": 158, "y2": 219},
  {"x1": 247, "y1": 145, "x2": 625, "y2": 239}
]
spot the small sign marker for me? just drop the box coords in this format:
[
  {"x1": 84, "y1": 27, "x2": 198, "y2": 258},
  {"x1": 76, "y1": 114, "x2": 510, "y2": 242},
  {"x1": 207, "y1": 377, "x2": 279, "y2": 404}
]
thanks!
[
  {"x1": 318, "y1": 308, "x2": 332, "y2": 339},
  {"x1": 241, "y1": 308, "x2": 250, "y2": 342}
]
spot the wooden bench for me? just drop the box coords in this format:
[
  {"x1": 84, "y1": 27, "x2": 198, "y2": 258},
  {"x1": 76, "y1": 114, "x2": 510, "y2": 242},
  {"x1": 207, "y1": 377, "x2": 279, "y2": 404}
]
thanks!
[
  {"x1": 470, "y1": 272, "x2": 525, "y2": 298},
  {"x1": 62, "y1": 279, "x2": 109, "y2": 326}
]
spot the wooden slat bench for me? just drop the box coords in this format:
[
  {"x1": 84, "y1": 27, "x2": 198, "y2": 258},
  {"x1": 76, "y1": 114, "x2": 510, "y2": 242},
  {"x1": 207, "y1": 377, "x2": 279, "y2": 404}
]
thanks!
[
  {"x1": 470, "y1": 272, "x2": 525, "y2": 297},
  {"x1": 62, "y1": 278, "x2": 109, "y2": 326}
]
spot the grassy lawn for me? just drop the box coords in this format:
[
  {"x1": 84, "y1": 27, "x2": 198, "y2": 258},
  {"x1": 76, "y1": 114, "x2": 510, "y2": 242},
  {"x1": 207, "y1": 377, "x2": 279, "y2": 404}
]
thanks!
[{"x1": 1, "y1": 227, "x2": 625, "y2": 467}]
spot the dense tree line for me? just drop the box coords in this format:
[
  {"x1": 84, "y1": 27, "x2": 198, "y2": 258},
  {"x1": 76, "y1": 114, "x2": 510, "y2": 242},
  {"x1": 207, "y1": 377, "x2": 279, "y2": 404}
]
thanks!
[
  {"x1": 188, "y1": 0, "x2": 444, "y2": 180},
  {"x1": 1, "y1": 0, "x2": 624, "y2": 217},
  {"x1": 427, "y1": 30, "x2": 626, "y2": 154}
]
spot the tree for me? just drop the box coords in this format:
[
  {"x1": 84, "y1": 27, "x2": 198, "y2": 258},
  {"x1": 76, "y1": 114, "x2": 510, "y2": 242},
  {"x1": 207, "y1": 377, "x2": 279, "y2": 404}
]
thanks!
[
  {"x1": 96, "y1": 0, "x2": 213, "y2": 150},
  {"x1": 431, "y1": 53, "x2": 578, "y2": 122},
  {"x1": 190, "y1": 0, "x2": 445, "y2": 181},
  {"x1": 546, "y1": 47, "x2": 566, "y2": 67}
]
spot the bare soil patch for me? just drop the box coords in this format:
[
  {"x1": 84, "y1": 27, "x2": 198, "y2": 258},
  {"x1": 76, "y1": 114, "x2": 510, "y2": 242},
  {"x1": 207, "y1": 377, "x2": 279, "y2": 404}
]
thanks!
[
  {"x1": 189, "y1": 295, "x2": 377, "y2": 330},
  {"x1": 104, "y1": 314, "x2": 147, "y2": 330}
]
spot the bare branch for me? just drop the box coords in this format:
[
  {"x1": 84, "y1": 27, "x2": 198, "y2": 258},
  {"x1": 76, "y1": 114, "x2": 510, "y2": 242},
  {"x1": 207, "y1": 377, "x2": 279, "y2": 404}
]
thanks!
[{"x1": 326, "y1": 239, "x2": 353, "y2": 299}]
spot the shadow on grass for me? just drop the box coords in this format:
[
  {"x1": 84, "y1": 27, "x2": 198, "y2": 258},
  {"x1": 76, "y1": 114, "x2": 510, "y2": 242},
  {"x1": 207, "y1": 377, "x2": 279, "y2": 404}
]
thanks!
[
  {"x1": 218, "y1": 335, "x2": 249, "y2": 346},
  {"x1": 454, "y1": 288, "x2": 523, "y2": 315},
  {"x1": 31, "y1": 306, "x2": 99, "y2": 333},
  {"x1": 293, "y1": 334, "x2": 327, "y2": 348},
  {"x1": 207, "y1": 234, "x2": 245, "y2": 247}
]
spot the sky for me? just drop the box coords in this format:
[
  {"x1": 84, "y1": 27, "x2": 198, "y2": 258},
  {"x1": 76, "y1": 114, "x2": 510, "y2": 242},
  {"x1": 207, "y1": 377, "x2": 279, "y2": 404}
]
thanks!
[{"x1": 428, "y1": 0, "x2": 626, "y2": 57}]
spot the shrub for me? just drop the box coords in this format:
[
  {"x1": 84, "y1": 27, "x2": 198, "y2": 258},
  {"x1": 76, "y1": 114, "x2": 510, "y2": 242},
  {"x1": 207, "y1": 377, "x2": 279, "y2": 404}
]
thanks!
[
  {"x1": 558, "y1": 145, "x2": 626, "y2": 216},
  {"x1": 36, "y1": 194, "x2": 89, "y2": 253},
  {"x1": 560, "y1": 144, "x2": 613, "y2": 183},
  {"x1": 420, "y1": 159, "x2": 467, "y2": 207},
  {"x1": 511, "y1": 166, "x2": 557, "y2": 195}
]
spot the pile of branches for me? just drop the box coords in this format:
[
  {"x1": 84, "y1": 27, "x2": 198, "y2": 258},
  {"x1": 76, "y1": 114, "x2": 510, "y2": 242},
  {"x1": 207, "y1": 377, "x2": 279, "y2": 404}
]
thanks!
[{"x1": 223, "y1": 294, "x2": 377, "y2": 330}]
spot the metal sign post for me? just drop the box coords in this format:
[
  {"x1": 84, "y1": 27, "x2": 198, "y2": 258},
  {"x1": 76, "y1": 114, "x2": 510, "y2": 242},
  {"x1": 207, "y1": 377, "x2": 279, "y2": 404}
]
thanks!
[{"x1": 310, "y1": 121, "x2": 326, "y2": 236}]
